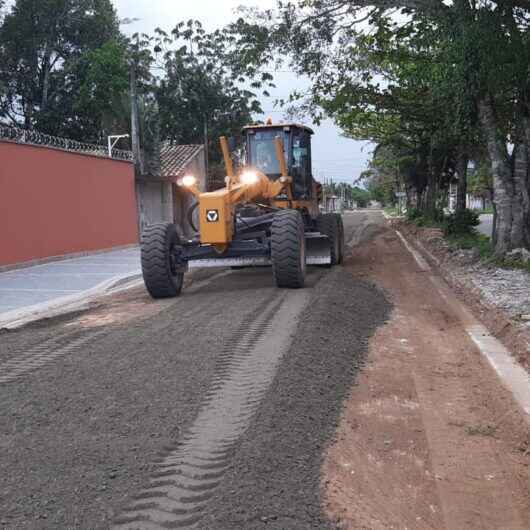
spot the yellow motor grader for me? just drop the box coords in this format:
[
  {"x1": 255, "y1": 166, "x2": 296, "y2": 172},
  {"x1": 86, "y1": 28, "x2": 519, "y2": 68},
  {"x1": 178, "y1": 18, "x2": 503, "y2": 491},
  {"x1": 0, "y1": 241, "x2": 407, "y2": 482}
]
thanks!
[{"x1": 141, "y1": 122, "x2": 344, "y2": 298}]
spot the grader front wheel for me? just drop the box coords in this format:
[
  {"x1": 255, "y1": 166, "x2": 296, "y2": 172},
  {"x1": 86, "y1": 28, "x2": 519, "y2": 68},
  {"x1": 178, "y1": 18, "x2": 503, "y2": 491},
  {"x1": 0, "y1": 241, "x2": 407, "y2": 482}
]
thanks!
[
  {"x1": 141, "y1": 223, "x2": 184, "y2": 299},
  {"x1": 271, "y1": 210, "x2": 306, "y2": 288}
]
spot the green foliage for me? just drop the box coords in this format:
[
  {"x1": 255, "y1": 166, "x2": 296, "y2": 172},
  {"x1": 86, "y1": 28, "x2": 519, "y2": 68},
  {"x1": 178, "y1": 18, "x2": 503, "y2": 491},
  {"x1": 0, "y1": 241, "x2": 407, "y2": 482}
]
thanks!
[
  {"x1": 406, "y1": 206, "x2": 445, "y2": 228},
  {"x1": 446, "y1": 232, "x2": 493, "y2": 260},
  {"x1": 0, "y1": 5, "x2": 272, "y2": 166},
  {"x1": 228, "y1": 0, "x2": 530, "y2": 255},
  {"x1": 406, "y1": 208, "x2": 422, "y2": 222},
  {"x1": 149, "y1": 21, "x2": 264, "y2": 169},
  {"x1": 443, "y1": 209, "x2": 480, "y2": 236},
  {"x1": 351, "y1": 186, "x2": 371, "y2": 208},
  {"x1": 0, "y1": 0, "x2": 121, "y2": 140},
  {"x1": 384, "y1": 206, "x2": 400, "y2": 217},
  {"x1": 75, "y1": 39, "x2": 130, "y2": 141},
  {"x1": 322, "y1": 180, "x2": 371, "y2": 208},
  {"x1": 99, "y1": 19, "x2": 275, "y2": 173},
  {"x1": 468, "y1": 160, "x2": 493, "y2": 201}
]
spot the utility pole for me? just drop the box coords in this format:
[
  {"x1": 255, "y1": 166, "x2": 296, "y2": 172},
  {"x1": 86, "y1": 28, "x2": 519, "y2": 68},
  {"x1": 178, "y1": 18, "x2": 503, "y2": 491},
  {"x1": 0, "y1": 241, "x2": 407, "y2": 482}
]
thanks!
[
  {"x1": 203, "y1": 117, "x2": 209, "y2": 188},
  {"x1": 130, "y1": 60, "x2": 144, "y2": 177},
  {"x1": 130, "y1": 54, "x2": 145, "y2": 236}
]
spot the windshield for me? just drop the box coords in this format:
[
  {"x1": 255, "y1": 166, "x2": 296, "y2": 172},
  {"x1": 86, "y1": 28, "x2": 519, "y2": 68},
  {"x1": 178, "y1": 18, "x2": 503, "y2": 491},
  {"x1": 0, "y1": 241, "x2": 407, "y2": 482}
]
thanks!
[{"x1": 249, "y1": 130, "x2": 289, "y2": 175}]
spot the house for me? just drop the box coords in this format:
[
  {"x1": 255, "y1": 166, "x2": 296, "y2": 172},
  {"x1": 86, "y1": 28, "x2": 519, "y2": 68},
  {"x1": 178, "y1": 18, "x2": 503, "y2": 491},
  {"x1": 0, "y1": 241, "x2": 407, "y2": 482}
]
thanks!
[
  {"x1": 448, "y1": 181, "x2": 492, "y2": 212},
  {"x1": 136, "y1": 143, "x2": 206, "y2": 237}
]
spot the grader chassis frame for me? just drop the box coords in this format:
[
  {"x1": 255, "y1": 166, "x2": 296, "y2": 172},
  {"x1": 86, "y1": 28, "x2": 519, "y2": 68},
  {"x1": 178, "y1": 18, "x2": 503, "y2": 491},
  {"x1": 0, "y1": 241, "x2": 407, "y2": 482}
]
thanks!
[{"x1": 141, "y1": 123, "x2": 345, "y2": 298}]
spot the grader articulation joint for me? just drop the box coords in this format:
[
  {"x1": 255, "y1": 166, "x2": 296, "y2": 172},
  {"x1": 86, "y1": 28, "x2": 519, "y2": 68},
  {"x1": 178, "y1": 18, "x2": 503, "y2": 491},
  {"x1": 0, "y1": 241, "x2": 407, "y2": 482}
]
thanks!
[{"x1": 141, "y1": 123, "x2": 345, "y2": 298}]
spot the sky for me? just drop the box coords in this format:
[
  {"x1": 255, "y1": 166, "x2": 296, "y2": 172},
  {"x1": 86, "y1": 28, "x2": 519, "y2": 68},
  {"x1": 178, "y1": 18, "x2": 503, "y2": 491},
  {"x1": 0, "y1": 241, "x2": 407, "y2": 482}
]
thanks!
[{"x1": 112, "y1": 0, "x2": 372, "y2": 183}]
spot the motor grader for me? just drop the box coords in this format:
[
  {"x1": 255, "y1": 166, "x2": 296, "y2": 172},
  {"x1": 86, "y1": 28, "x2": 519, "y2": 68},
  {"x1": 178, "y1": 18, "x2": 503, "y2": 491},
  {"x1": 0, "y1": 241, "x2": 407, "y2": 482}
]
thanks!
[{"x1": 141, "y1": 122, "x2": 344, "y2": 298}]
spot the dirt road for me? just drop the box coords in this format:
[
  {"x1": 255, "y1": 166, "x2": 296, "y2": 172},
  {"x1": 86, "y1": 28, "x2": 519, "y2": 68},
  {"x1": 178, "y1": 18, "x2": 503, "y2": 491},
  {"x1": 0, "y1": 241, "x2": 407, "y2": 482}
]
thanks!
[
  {"x1": 1, "y1": 211, "x2": 529, "y2": 529},
  {"x1": 325, "y1": 212, "x2": 530, "y2": 530}
]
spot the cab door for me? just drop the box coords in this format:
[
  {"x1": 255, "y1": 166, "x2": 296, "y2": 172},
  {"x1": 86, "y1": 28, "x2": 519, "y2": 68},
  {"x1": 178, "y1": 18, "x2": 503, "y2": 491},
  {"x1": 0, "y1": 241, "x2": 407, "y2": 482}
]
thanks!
[{"x1": 291, "y1": 129, "x2": 312, "y2": 199}]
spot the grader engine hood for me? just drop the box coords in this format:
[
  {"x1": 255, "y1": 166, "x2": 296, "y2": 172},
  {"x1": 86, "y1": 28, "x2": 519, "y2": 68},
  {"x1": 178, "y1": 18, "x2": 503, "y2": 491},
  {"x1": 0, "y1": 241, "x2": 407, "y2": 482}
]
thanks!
[{"x1": 199, "y1": 192, "x2": 235, "y2": 247}]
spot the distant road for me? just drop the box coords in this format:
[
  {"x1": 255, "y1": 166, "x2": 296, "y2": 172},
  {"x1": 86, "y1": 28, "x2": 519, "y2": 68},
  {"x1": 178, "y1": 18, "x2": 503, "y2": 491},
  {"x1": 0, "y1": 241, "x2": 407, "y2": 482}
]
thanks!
[{"x1": 478, "y1": 214, "x2": 493, "y2": 238}]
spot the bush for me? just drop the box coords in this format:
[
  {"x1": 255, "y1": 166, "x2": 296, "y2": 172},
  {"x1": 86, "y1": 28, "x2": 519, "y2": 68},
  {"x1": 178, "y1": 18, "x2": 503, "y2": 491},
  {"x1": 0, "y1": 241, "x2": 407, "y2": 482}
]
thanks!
[
  {"x1": 443, "y1": 209, "x2": 480, "y2": 236},
  {"x1": 406, "y1": 207, "x2": 445, "y2": 228},
  {"x1": 406, "y1": 208, "x2": 422, "y2": 221},
  {"x1": 447, "y1": 232, "x2": 493, "y2": 259}
]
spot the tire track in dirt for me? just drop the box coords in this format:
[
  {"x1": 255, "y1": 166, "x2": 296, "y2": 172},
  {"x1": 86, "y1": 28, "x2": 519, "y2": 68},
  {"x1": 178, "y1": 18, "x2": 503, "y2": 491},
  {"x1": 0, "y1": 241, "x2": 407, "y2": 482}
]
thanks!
[
  {"x1": 0, "y1": 328, "x2": 107, "y2": 384},
  {"x1": 112, "y1": 289, "x2": 311, "y2": 529}
]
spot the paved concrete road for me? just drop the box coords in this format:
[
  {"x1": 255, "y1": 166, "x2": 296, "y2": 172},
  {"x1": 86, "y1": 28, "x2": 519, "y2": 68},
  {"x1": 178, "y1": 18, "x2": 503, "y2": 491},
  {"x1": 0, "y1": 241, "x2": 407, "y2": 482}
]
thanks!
[
  {"x1": 478, "y1": 213, "x2": 493, "y2": 238},
  {"x1": 0, "y1": 213, "x2": 390, "y2": 529},
  {"x1": 0, "y1": 247, "x2": 140, "y2": 315}
]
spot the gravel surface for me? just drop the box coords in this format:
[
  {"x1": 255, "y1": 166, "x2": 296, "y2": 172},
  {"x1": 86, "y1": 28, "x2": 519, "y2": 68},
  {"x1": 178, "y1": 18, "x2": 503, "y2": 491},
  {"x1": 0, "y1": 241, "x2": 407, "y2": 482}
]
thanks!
[
  {"x1": 0, "y1": 270, "x2": 299, "y2": 529},
  {"x1": 0, "y1": 211, "x2": 391, "y2": 529},
  {"x1": 201, "y1": 267, "x2": 391, "y2": 529},
  {"x1": 423, "y1": 235, "x2": 530, "y2": 324},
  {"x1": 463, "y1": 267, "x2": 530, "y2": 320}
]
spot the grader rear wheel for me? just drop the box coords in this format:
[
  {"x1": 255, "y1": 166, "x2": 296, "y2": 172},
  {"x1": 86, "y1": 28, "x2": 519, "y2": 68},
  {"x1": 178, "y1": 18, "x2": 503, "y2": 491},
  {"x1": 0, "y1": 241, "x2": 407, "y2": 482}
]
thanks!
[
  {"x1": 333, "y1": 213, "x2": 345, "y2": 264},
  {"x1": 271, "y1": 210, "x2": 306, "y2": 288},
  {"x1": 141, "y1": 223, "x2": 184, "y2": 299}
]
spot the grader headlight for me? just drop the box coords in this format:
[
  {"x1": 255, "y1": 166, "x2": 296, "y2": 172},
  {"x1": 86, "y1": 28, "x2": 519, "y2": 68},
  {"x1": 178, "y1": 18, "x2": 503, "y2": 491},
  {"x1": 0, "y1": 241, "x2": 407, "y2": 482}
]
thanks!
[
  {"x1": 240, "y1": 171, "x2": 259, "y2": 185},
  {"x1": 179, "y1": 175, "x2": 197, "y2": 187}
]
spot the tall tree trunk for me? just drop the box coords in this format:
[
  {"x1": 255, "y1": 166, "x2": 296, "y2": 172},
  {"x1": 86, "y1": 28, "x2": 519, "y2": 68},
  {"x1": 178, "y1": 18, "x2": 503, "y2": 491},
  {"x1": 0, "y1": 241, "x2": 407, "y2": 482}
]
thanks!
[
  {"x1": 456, "y1": 150, "x2": 468, "y2": 212},
  {"x1": 522, "y1": 116, "x2": 530, "y2": 249},
  {"x1": 424, "y1": 173, "x2": 438, "y2": 217},
  {"x1": 512, "y1": 143, "x2": 526, "y2": 249},
  {"x1": 478, "y1": 97, "x2": 515, "y2": 257}
]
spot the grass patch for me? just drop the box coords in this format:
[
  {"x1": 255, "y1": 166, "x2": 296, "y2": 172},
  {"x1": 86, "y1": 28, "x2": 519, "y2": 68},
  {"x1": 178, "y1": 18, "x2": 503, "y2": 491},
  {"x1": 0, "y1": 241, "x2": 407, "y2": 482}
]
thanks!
[
  {"x1": 446, "y1": 232, "x2": 530, "y2": 272},
  {"x1": 384, "y1": 206, "x2": 402, "y2": 217},
  {"x1": 446, "y1": 232, "x2": 494, "y2": 260},
  {"x1": 405, "y1": 208, "x2": 529, "y2": 274}
]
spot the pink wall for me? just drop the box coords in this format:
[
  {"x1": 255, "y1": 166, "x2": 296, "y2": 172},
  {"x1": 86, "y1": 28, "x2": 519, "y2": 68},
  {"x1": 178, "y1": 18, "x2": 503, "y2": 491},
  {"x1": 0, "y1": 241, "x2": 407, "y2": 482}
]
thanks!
[{"x1": 0, "y1": 141, "x2": 139, "y2": 267}]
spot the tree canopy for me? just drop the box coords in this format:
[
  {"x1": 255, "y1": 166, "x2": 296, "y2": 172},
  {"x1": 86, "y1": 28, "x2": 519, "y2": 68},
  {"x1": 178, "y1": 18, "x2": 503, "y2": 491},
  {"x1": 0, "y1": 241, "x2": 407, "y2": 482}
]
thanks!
[
  {"x1": 229, "y1": 0, "x2": 530, "y2": 256},
  {"x1": 0, "y1": 0, "x2": 121, "y2": 138},
  {"x1": 0, "y1": 2, "x2": 272, "y2": 169}
]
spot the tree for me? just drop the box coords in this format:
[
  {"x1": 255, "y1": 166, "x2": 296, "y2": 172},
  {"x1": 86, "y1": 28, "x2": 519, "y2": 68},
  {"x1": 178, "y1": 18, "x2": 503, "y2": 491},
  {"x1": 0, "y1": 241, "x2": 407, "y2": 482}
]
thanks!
[
  {"x1": 0, "y1": 0, "x2": 121, "y2": 139},
  {"x1": 145, "y1": 20, "x2": 273, "y2": 175},
  {"x1": 75, "y1": 38, "x2": 130, "y2": 142},
  {"x1": 230, "y1": 0, "x2": 530, "y2": 255},
  {"x1": 468, "y1": 159, "x2": 493, "y2": 211},
  {"x1": 351, "y1": 186, "x2": 371, "y2": 208}
]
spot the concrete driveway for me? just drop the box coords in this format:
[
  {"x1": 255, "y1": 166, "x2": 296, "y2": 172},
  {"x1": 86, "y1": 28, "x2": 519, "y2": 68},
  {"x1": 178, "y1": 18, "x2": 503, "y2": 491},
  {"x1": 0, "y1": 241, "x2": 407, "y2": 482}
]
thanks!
[{"x1": 0, "y1": 247, "x2": 141, "y2": 317}]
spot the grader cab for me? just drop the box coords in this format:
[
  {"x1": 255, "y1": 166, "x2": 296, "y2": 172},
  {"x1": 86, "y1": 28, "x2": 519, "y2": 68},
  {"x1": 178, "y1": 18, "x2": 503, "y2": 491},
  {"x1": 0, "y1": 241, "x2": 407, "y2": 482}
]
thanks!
[{"x1": 141, "y1": 122, "x2": 344, "y2": 298}]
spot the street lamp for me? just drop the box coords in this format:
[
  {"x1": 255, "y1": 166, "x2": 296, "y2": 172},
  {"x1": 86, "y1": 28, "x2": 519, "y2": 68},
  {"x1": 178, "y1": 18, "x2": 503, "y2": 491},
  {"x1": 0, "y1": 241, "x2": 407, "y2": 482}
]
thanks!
[{"x1": 107, "y1": 134, "x2": 130, "y2": 157}]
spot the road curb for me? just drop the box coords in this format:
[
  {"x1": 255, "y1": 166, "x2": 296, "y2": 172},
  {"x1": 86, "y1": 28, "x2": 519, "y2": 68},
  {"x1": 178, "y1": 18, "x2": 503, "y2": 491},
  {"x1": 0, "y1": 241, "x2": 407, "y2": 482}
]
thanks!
[{"x1": 0, "y1": 272, "x2": 142, "y2": 330}]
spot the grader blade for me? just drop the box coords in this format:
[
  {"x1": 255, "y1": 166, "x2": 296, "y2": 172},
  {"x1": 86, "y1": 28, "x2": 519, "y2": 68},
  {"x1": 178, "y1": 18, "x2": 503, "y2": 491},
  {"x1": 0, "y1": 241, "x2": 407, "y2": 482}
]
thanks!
[
  {"x1": 306, "y1": 233, "x2": 332, "y2": 265},
  {"x1": 188, "y1": 256, "x2": 271, "y2": 268}
]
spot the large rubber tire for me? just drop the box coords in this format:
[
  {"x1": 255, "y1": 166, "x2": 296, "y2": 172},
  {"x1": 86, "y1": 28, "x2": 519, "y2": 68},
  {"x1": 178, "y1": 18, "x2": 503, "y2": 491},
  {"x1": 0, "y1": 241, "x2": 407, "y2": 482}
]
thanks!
[
  {"x1": 317, "y1": 213, "x2": 341, "y2": 266},
  {"x1": 141, "y1": 223, "x2": 184, "y2": 299},
  {"x1": 271, "y1": 210, "x2": 306, "y2": 288},
  {"x1": 334, "y1": 213, "x2": 345, "y2": 264}
]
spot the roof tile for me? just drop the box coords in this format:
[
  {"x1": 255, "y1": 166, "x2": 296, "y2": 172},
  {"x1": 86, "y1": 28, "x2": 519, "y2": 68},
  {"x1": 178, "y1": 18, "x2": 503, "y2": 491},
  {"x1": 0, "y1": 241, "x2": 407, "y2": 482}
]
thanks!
[{"x1": 159, "y1": 143, "x2": 204, "y2": 178}]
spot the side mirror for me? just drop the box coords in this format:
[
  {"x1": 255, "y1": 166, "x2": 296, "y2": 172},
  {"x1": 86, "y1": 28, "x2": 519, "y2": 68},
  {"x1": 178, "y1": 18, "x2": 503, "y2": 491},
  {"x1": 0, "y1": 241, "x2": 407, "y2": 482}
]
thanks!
[{"x1": 228, "y1": 136, "x2": 237, "y2": 152}]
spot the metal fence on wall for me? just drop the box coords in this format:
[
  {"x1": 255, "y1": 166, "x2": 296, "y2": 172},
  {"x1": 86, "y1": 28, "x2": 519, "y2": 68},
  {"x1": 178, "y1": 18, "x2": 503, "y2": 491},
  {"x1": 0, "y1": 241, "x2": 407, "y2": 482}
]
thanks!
[{"x1": 0, "y1": 124, "x2": 133, "y2": 162}]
